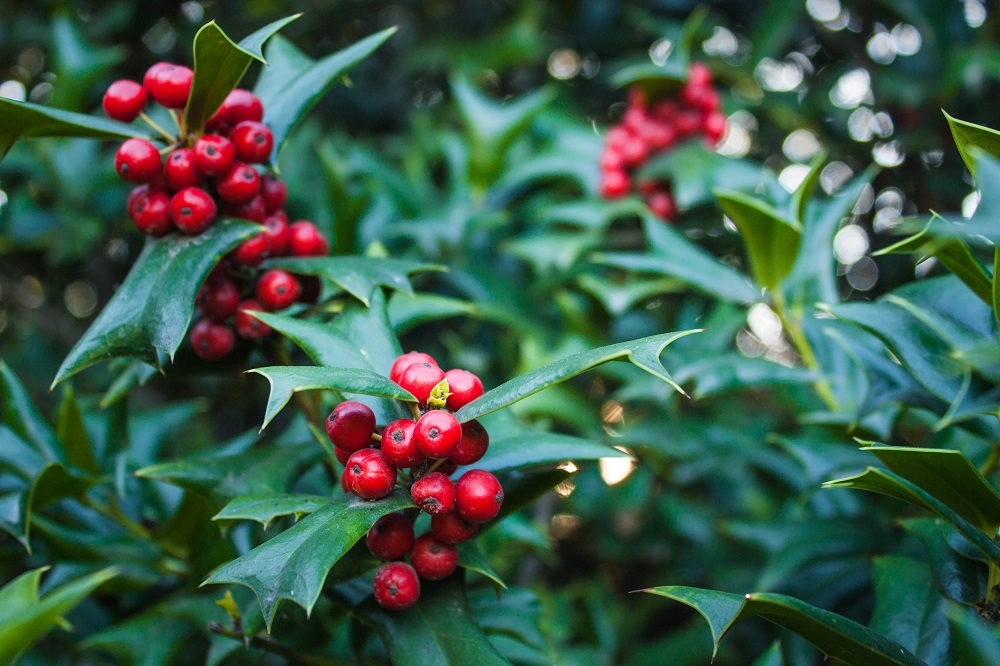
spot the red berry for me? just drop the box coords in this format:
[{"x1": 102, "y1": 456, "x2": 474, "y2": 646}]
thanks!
[
  {"x1": 390, "y1": 352, "x2": 438, "y2": 384},
  {"x1": 647, "y1": 191, "x2": 677, "y2": 221},
  {"x1": 620, "y1": 138, "x2": 648, "y2": 166},
  {"x1": 196, "y1": 274, "x2": 240, "y2": 321},
  {"x1": 326, "y1": 400, "x2": 377, "y2": 452},
  {"x1": 221, "y1": 195, "x2": 267, "y2": 223},
  {"x1": 414, "y1": 410, "x2": 462, "y2": 460},
  {"x1": 234, "y1": 299, "x2": 271, "y2": 339},
  {"x1": 380, "y1": 419, "x2": 425, "y2": 468},
  {"x1": 703, "y1": 111, "x2": 727, "y2": 144},
  {"x1": 334, "y1": 446, "x2": 353, "y2": 466},
  {"x1": 600, "y1": 170, "x2": 629, "y2": 199},
  {"x1": 164, "y1": 149, "x2": 202, "y2": 190},
  {"x1": 190, "y1": 318, "x2": 235, "y2": 360},
  {"x1": 449, "y1": 420, "x2": 489, "y2": 466},
  {"x1": 437, "y1": 458, "x2": 459, "y2": 476},
  {"x1": 600, "y1": 149, "x2": 625, "y2": 171},
  {"x1": 255, "y1": 269, "x2": 301, "y2": 311},
  {"x1": 115, "y1": 139, "x2": 162, "y2": 183},
  {"x1": 697, "y1": 88, "x2": 721, "y2": 113},
  {"x1": 262, "y1": 214, "x2": 289, "y2": 255},
  {"x1": 150, "y1": 64, "x2": 193, "y2": 109},
  {"x1": 373, "y1": 562, "x2": 420, "y2": 611},
  {"x1": 230, "y1": 231, "x2": 270, "y2": 267},
  {"x1": 688, "y1": 61, "x2": 713, "y2": 88},
  {"x1": 128, "y1": 188, "x2": 172, "y2": 236},
  {"x1": 643, "y1": 122, "x2": 677, "y2": 151},
  {"x1": 627, "y1": 86, "x2": 647, "y2": 110},
  {"x1": 143, "y1": 62, "x2": 172, "y2": 95},
  {"x1": 344, "y1": 449, "x2": 397, "y2": 500},
  {"x1": 207, "y1": 88, "x2": 264, "y2": 132},
  {"x1": 430, "y1": 512, "x2": 478, "y2": 545},
  {"x1": 287, "y1": 221, "x2": 329, "y2": 256},
  {"x1": 230, "y1": 120, "x2": 273, "y2": 163},
  {"x1": 260, "y1": 175, "x2": 288, "y2": 212},
  {"x1": 410, "y1": 533, "x2": 459, "y2": 581},
  {"x1": 444, "y1": 369, "x2": 484, "y2": 411},
  {"x1": 651, "y1": 100, "x2": 679, "y2": 121},
  {"x1": 622, "y1": 107, "x2": 648, "y2": 134},
  {"x1": 605, "y1": 126, "x2": 630, "y2": 150},
  {"x1": 410, "y1": 472, "x2": 456, "y2": 515},
  {"x1": 455, "y1": 470, "x2": 504, "y2": 523},
  {"x1": 102, "y1": 80, "x2": 146, "y2": 122},
  {"x1": 675, "y1": 109, "x2": 701, "y2": 136},
  {"x1": 398, "y1": 362, "x2": 446, "y2": 406},
  {"x1": 367, "y1": 513, "x2": 415, "y2": 560},
  {"x1": 192, "y1": 135, "x2": 236, "y2": 177},
  {"x1": 217, "y1": 163, "x2": 261, "y2": 204},
  {"x1": 169, "y1": 187, "x2": 217, "y2": 234}
]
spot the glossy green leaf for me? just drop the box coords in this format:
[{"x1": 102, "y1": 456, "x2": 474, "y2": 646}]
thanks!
[
  {"x1": 389, "y1": 292, "x2": 477, "y2": 333},
  {"x1": 947, "y1": 606, "x2": 1000, "y2": 666},
  {"x1": 204, "y1": 489, "x2": 413, "y2": 630},
  {"x1": 55, "y1": 385, "x2": 98, "y2": 473},
  {"x1": 869, "y1": 556, "x2": 949, "y2": 665},
  {"x1": 0, "y1": 566, "x2": 117, "y2": 664},
  {"x1": 944, "y1": 111, "x2": 1000, "y2": 174},
  {"x1": 257, "y1": 28, "x2": 397, "y2": 161},
  {"x1": 263, "y1": 256, "x2": 444, "y2": 305},
  {"x1": 0, "y1": 359, "x2": 60, "y2": 461},
  {"x1": 903, "y1": 519, "x2": 985, "y2": 606},
  {"x1": 642, "y1": 586, "x2": 924, "y2": 665},
  {"x1": 250, "y1": 311, "x2": 367, "y2": 369},
  {"x1": 184, "y1": 16, "x2": 299, "y2": 132},
  {"x1": 248, "y1": 366, "x2": 416, "y2": 430},
  {"x1": 454, "y1": 331, "x2": 699, "y2": 423},
  {"x1": 458, "y1": 541, "x2": 507, "y2": 590},
  {"x1": 790, "y1": 153, "x2": 826, "y2": 223},
  {"x1": 639, "y1": 141, "x2": 765, "y2": 209},
  {"x1": 212, "y1": 493, "x2": 331, "y2": 527},
  {"x1": 54, "y1": 220, "x2": 259, "y2": 384},
  {"x1": 476, "y1": 432, "x2": 629, "y2": 474},
  {"x1": 715, "y1": 189, "x2": 801, "y2": 291},
  {"x1": 823, "y1": 467, "x2": 1000, "y2": 567},
  {"x1": 360, "y1": 574, "x2": 510, "y2": 666}
]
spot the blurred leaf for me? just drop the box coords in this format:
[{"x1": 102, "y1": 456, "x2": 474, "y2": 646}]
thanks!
[
  {"x1": 715, "y1": 189, "x2": 801, "y2": 292},
  {"x1": 903, "y1": 519, "x2": 985, "y2": 606},
  {"x1": 611, "y1": 8, "x2": 707, "y2": 85},
  {"x1": 204, "y1": 489, "x2": 413, "y2": 630},
  {"x1": 55, "y1": 386, "x2": 98, "y2": 473},
  {"x1": 264, "y1": 256, "x2": 444, "y2": 306},
  {"x1": 458, "y1": 540, "x2": 507, "y2": 590},
  {"x1": 577, "y1": 273, "x2": 684, "y2": 317},
  {"x1": 389, "y1": 292, "x2": 476, "y2": 333},
  {"x1": 642, "y1": 586, "x2": 924, "y2": 665},
  {"x1": 213, "y1": 493, "x2": 331, "y2": 527},
  {"x1": 475, "y1": 432, "x2": 628, "y2": 474},
  {"x1": 49, "y1": 12, "x2": 125, "y2": 110},
  {"x1": 947, "y1": 606, "x2": 1000, "y2": 666},
  {"x1": 0, "y1": 359, "x2": 60, "y2": 461},
  {"x1": 672, "y1": 354, "x2": 816, "y2": 399},
  {"x1": 869, "y1": 556, "x2": 949, "y2": 665},
  {"x1": 751, "y1": 642, "x2": 785, "y2": 666},
  {"x1": 944, "y1": 111, "x2": 1000, "y2": 174},
  {"x1": 640, "y1": 141, "x2": 765, "y2": 209}
]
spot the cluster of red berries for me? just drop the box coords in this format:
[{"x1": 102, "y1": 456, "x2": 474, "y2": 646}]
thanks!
[
  {"x1": 599, "y1": 61, "x2": 726, "y2": 221},
  {"x1": 101, "y1": 64, "x2": 329, "y2": 361},
  {"x1": 324, "y1": 352, "x2": 502, "y2": 611}
]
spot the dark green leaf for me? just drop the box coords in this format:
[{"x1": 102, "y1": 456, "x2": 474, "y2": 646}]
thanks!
[
  {"x1": 389, "y1": 292, "x2": 478, "y2": 334},
  {"x1": 491, "y1": 468, "x2": 571, "y2": 525},
  {"x1": 55, "y1": 385, "x2": 98, "y2": 473},
  {"x1": 204, "y1": 489, "x2": 413, "y2": 630},
  {"x1": 263, "y1": 256, "x2": 444, "y2": 306},
  {"x1": 458, "y1": 541, "x2": 507, "y2": 590},
  {"x1": 671, "y1": 354, "x2": 817, "y2": 399},
  {"x1": 213, "y1": 493, "x2": 331, "y2": 527},
  {"x1": 454, "y1": 332, "x2": 698, "y2": 423},
  {"x1": 715, "y1": 189, "x2": 801, "y2": 291},
  {"x1": 947, "y1": 606, "x2": 1000, "y2": 666},
  {"x1": 642, "y1": 586, "x2": 925, "y2": 665},
  {"x1": 639, "y1": 141, "x2": 765, "y2": 209},
  {"x1": 944, "y1": 111, "x2": 1000, "y2": 174},
  {"x1": 903, "y1": 519, "x2": 985, "y2": 606},
  {"x1": 249, "y1": 311, "x2": 368, "y2": 369},
  {"x1": 869, "y1": 556, "x2": 949, "y2": 665},
  {"x1": 0, "y1": 359, "x2": 60, "y2": 461},
  {"x1": 477, "y1": 432, "x2": 628, "y2": 474}
]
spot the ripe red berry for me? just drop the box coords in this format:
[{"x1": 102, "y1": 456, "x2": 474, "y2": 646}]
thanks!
[
  {"x1": 255, "y1": 269, "x2": 301, "y2": 311},
  {"x1": 373, "y1": 562, "x2": 420, "y2": 611},
  {"x1": 287, "y1": 221, "x2": 329, "y2": 256},
  {"x1": 688, "y1": 61, "x2": 713, "y2": 89},
  {"x1": 326, "y1": 400, "x2": 377, "y2": 452},
  {"x1": 192, "y1": 135, "x2": 236, "y2": 176},
  {"x1": 600, "y1": 149, "x2": 625, "y2": 171},
  {"x1": 143, "y1": 62, "x2": 172, "y2": 95},
  {"x1": 221, "y1": 195, "x2": 267, "y2": 223},
  {"x1": 437, "y1": 458, "x2": 459, "y2": 476},
  {"x1": 115, "y1": 139, "x2": 162, "y2": 183},
  {"x1": 150, "y1": 64, "x2": 193, "y2": 109},
  {"x1": 197, "y1": 274, "x2": 240, "y2": 321},
  {"x1": 344, "y1": 449, "x2": 397, "y2": 500},
  {"x1": 128, "y1": 188, "x2": 172, "y2": 236},
  {"x1": 262, "y1": 214, "x2": 289, "y2": 255},
  {"x1": 444, "y1": 369, "x2": 484, "y2": 411},
  {"x1": 430, "y1": 512, "x2": 478, "y2": 545},
  {"x1": 620, "y1": 138, "x2": 648, "y2": 166},
  {"x1": 217, "y1": 163, "x2": 261, "y2": 204},
  {"x1": 366, "y1": 513, "x2": 415, "y2": 560},
  {"x1": 102, "y1": 80, "x2": 146, "y2": 122},
  {"x1": 169, "y1": 187, "x2": 217, "y2": 234},
  {"x1": 335, "y1": 446, "x2": 353, "y2": 465},
  {"x1": 234, "y1": 299, "x2": 271, "y2": 339},
  {"x1": 410, "y1": 533, "x2": 459, "y2": 581},
  {"x1": 230, "y1": 120, "x2": 273, "y2": 163},
  {"x1": 390, "y1": 352, "x2": 438, "y2": 384},
  {"x1": 164, "y1": 149, "x2": 202, "y2": 190},
  {"x1": 600, "y1": 170, "x2": 629, "y2": 199},
  {"x1": 190, "y1": 318, "x2": 235, "y2": 360},
  {"x1": 415, "y1": 410, "x2": 462, "y2": 459},
  {"x1": 456, "y1": 470, "x2": 504, "y2": 523},
  {"x1": 230, "y1": 231, "x2": 270, "y2": 267},
  {"x1": 606, "y1": 126, "x2": 630, "y2": 150},
  {"x1": 647, "y1": 190, "x2": 677, "y2": 221},
  {"x1": 207, "y1": 88, "x2": 264, "y2": 132},
  {"x1": 449, "y1": 420, "x2": 490, "y2": 466},
  {"x1": 410, "y1": 472, "x2": 456, "y2": 515},
  {"x1": 398, "y1": 362, "x2": 446, "y2": 406},
  {"x1": 260, "y1": 175, "x2": 288, "y2": 212},
  {"x1": 675, "y1": 109, "x2": 702, "y2": 136},
  {"x1": 380, "y1": 419, "x2": 425, "y2": 468},
  {"x1": 702, "y1": 111, "x2": 727, "y2": 144}
]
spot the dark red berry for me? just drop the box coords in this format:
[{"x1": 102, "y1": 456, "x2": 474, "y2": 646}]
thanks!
[
  {"x1": 196, "y1": 274, "x2": 240, "y2": 321},
  {"x1": 456, "y1": 470, "x2": 504, "y2": 523},
  {"x1": 262, "y1": 214, "x2": 289, "y2": 255},
  {"x1": 600, "y1": 170, "x2": 629, "y2": 198},
  {"x1": 169, "y1": 187, "x2": 217, "y2": 234},
  {"x1": 230, "y1": 120, "x2": 273, "y2": 163},
  {"x1": 398, "y1": 362, "x2": 447, "y2": 406},
  {"x1": 600, "y1": 149, "x2": 625, "y2": 171},
  {"x1": 702, "y1": 111, "x2": 727, "y2": 144},
  {"x1": 221, "y1": 194, "x2": 267, "y2": 223},
  {"x1": 255, "y1": 269, "x2": 301, "y2": 311},
  {"x1": 143, "y1": 62, "x2": 172, "y2": 95},
  {"x1": 647, "y1": 190, "x2": 677, "y2": 221},
  {"x1": 192, "y1": 134, "x2": 236, "y2": 176},
  {"x1": 688, "y1": 61, "x2": 713, "y2": 88},
  {"x1": 675, "y1": 109, "x2": 701, "y2": 136},
  {"x1": 390, "y1": 352, "x2": 437, "y2": 384},
  {"x1": 115, "y1": 139, "x2": 162, "y2": 183},
  {"x1": 326, "y1": 400, "x2": 377, "y2": 452},
  {"x1": 620, "y1": 138, "x2": 648, "y2": 166},
  {"x1": 414, "y1": 410, "x2": 462, "y2": 460},
  {"x1": 217, "y1": 162, "x2": 261, "y2": 204},
  {"x1": 410, "y1": 472, "x2": 456, "y2": 515},
  {"x1": 367, "y1": 513, "x2": 415, "y2": 561},
  {"x1": 430, "y1": 512, "x2": 477, "y2": 545},
  {"x1": 128, "y1": 188, "x2": 172, "y2": 236},
  {"x1": 343, "y1": 449, "x2": 396, "y2": 500},
  {"x1": 190, "y1": 318, "x2": 235, "y2": 360},
  {"x1": 449, "y1": 420, "x2": 489, "y2": 466},
  {"x1": 207, "y1": 88, "x2": 264, "y2": 132},
  {"x1": 230, "y1": 231, "x2": 270, "y2": 267},
  {"x1": 102, "y1": 80, "x2": 146, "y2": 122},
  {"x1": 234, "y1": 299, "x2": 271, "y2": 339},
  {"x1": 444, "y1": 369, "x2": 484, "y2": 411},
  {"x1": 150, "y1": 64, "x2": 193, "y2": 109},
  {"x1": 380, "y1": 419, "x2": 425, "y2": 468},
  {"x1": 164, "y1": 148, "x2": 202, "y2": 190},
  {"x1": 286, "y1": 221, "x2": 328, "y2": 256},
  {"x1": 410, "y1": 533, "x2": 459, "y2": 581},
  {"x1": 373, "y1": 561, "x2": 420, "y2": 611},
  {"x1": 334, "y1": 446, "x2": 353, "y2": 466},
  {"x1": 260, "y1": 175, "x2": 288, "y2": 212},
  {"x1": 437, "y1": 458, "x2": 459, "y2": 476}
]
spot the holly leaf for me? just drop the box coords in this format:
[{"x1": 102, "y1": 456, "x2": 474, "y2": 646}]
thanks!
[
  {"x1": 944, "y1": 111, "x2": 1000, "y2": 174},
  {"x1": 212, "y1": 493, "x2": 332, "y2": 528},
  {"x1": 263, "y1": 256, "x2": 444, "y2": 306},
  {"x1": 247, "y1": 311, "x2": 368, "y2": 368},
  {"x1": 715, "y1": 189, "x2": 801, "y2": 292},
  {"x1": 869, "y1": 556, "x2": 950, "y2": 665},
  {"x1": 476, "y1": 431, "x2": 629, "y2": 474}
]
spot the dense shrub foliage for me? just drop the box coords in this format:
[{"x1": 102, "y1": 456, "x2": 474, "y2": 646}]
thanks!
[{"x1": 1, "y1": 2, "x2": 999, "y2": 664}]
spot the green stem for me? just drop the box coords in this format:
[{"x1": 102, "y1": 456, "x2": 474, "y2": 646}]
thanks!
[
  {"x1": 408, "y1": 402, "x2": 422, "y2": 420},
  {"x1": 771, "y1": 291, "x2": 838, "y2": 412},
  {"x1": 981, "y1": 444, "x2": 1000, "y2": 478},
  {"x1": 139, "y1": 112, "x2": 177, "y2": 143}
]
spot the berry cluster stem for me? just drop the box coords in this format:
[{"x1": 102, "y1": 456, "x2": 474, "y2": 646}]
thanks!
[
  {"x1": 771, "y1": 291, "x2": 838, "y2": 412},
  {"x1": 139, "y1": 112, "x2": 177, "y2": 143}
]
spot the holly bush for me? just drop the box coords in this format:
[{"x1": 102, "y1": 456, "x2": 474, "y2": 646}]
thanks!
[{"x1": 2, "y1": 2, "x2": 999, "y2": 664}]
